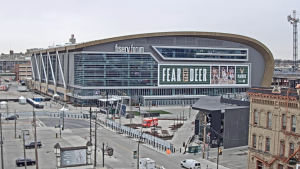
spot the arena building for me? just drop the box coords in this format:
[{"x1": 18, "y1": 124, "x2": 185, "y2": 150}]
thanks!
[{"x1": 27, "y1": 32, "x2": 274, "y2": 106}]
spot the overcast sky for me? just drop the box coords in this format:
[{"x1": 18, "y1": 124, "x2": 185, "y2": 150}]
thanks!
[{"x1": 0, "y1": 0, "x2": 299, "y2": 59}]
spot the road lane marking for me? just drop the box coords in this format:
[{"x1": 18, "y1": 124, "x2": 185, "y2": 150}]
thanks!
[
  {"x1": 102, "y1": 136, "x2": 132, "y2": 153},
  {"x1": 102, "y1": 134, "x2": 179, "y2": 168}
]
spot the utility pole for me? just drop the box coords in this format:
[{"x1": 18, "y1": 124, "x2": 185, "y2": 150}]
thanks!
[
  {"x1": 89, "y1": 107, "x2": 92, "y2": 143},
  {"x1": 14, "y1": 109, "x2": 16, "y2": 139},
  {"x1": 106, "y1": 92, "x2": 109, "y2": 119},
  {"x1": 288, "y1": 10, "x2": 300, "y2": 72},
  {"x1": 62, "y1": 105, "x2": 65, "y2": 130},
  {"x1": 137, "y1": 132, "x2": 143, "y2": 169},
  {"x1": 202, "y1": 113, "x2": 206, "y2": 159},
  {"x1": 59, "y1": 118, "x2": 61, "y2": 138},
  {"x1": 182, "y1": 110, "x2": 184, "y2": 124},
  {"x1": 33, "y1": 110, "x2": 39, "y2": 169},
  {"x1": 94, "y1": 111, "x2": 97, "y2": 167},
  {"x1": 23, "y1": 132, "x2": 27, "y2": 169},
  {"x1": 0, "y1": 113, "x2": 3, "y2": 169},
  {"x1": 102, "y1": 143, "x2": 104, "y2": 167}
]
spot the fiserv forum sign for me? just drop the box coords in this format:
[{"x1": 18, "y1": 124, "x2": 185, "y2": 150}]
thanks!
[{"x1": 158, "y1": 64, "x2": 249, "y2": 86}]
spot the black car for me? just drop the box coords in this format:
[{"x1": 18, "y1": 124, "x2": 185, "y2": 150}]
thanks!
[
  {"x1": 16, "y1": 158, "x2": 36, "y2": 166},
  {"x1": 5, "y1": 116, "x2": 17, "y2": 120},
  {"x1": 25, "y1": 141, "x2": 42, "y2": 149}
]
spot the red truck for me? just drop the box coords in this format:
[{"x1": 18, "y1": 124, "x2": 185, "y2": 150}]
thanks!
[{"x1": 142, "y1": 118, "x2": 158, "y2": 128}]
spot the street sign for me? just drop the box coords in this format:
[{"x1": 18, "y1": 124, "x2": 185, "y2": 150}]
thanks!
[{"x1": 133, "y1": 151, "x2": 137, "y2": 159}]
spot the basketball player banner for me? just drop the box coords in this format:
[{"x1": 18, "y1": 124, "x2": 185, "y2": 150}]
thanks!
[{"x1": 158, "y1": 64, "x2": 249, "y2": 86}]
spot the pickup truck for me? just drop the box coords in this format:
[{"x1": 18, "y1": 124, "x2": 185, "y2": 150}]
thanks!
[{"x1": 25, "y1": 141, "x2": 42, "y2": 149}]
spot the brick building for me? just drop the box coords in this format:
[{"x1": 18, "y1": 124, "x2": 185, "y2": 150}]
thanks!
[
  {"x1": 247, "y1": 86, "x2": 300, "y2": 169},
  {"x1": 15, "y1": 62, "x2": 31, "y2": 81}
]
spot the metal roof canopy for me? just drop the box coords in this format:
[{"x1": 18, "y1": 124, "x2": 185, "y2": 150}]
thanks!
[
  {"x1": 98, "y1": 98, "x2": 120, "y2": 102},
  {"x1": 142, "y1": 95, "x2": 206, "y2": 99},
  {"x1": 192, "y1": 96, "x2": 248, "y2": 112}
]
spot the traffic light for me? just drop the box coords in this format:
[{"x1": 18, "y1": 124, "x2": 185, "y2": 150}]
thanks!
[{"x1": 218, "y1": 147, "x2": 222, "y2": 155}]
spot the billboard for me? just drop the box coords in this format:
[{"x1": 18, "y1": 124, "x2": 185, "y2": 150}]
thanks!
[
  {"x1": 61, "y1": 149, "x2": 86, "y2": 166},
  {"x1": 158, "y1": 64, "x2": 250, "y2": 86}
]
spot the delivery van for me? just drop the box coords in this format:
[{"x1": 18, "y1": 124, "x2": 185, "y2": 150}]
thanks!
[{"x1": 181, "y1": 159, "x2": 201, "y2": 169}]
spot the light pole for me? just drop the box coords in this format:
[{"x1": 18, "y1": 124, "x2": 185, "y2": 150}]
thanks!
[
  {"x1": 33, "y1": 106, "x2": 39, "y2": 169},
  {"x1": 59, "y1": 118, "x2": 61, "y2": 138},
  {"x1": 62, "y1": 105, "x2": 65, "y2": 130},
  {"x1": 137, "y1": 127, "x2": 143, "y2": 169},
  {"x1": 0, "y1": 113, "x2": 3, "y2": 169},
  {"x1": 211, "y1": 128, "x2": 222, "y2": 169},
  {"x1": 89, "y1": 106, "x2": 92, "y2": 143},
  {"x1": 93, "y1": 110, "x2": 98, "y2": 167}
]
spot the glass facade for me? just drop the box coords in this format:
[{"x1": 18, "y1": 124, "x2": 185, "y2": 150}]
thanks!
[
  {"x1": 71, "y1": 87, "x2": 248, "y2": 106},
  {"x1": 156, "y1": 47, "x2": 247, "y2": 60},
  {"x1": 74, "y1": 53, "x2": 158, "y2": 86}
]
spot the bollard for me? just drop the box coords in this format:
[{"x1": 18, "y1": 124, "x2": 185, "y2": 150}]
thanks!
[
  {"x1": 174, "y1": 148, "x2": 175, "y2": 153},
  {"x1": 19, "y1": 135, "x2": 21, "y2": 138},
  {"x1": 180, "y1": 148, "x2": 181, "y2": 153},
  {"x1": 183, "y1": 142, "x2": 185, "y2": 147},
  {"x1": 56, "y1": 133, "x2": 58, "y2": 138}
]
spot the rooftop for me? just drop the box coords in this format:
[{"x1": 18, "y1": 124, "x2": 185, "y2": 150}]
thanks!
[
  {"x1": 247, "y1": 86, "x2": 299, "y2": 98},
  {"x1": 192, "y1": 96, "x2": 248, "y2": 111}
]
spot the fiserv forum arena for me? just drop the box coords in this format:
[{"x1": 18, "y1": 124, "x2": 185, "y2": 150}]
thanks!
[{"x1": 27, "y1": 32, "x2": 274, "y2": 106}]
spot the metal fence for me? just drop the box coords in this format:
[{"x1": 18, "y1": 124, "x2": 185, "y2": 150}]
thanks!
[
  {"x1": 0, "y1": 111, "x2": 92, "y2": 119},
  {"x1": 100, "y1": 119, "x2": 174, "y2": 153}
]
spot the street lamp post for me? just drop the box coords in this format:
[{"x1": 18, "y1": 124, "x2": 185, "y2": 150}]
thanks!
[
  {"x1": 137, "y1": 126, "x2": 143, "y2": 169},
  {"x1": 94, "y1": 111, "x2": 98, "y2": 167},
  {"x1": 59, "y1": 118, "x2": 61, "y2": 138},
  {"x1": 89, "y1": 106, "x2": 92, "y2": 144},
  {"x1": 33, "y1": 106, "x2": 39, "y2": 169},
  {"x1": 62, "y1": 104, "x2": 65, "y2": 130}
]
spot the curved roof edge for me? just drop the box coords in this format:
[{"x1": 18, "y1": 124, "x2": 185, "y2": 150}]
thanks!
[{"x1": 32, "y1": 31, "x2": 274, "y2": 87}]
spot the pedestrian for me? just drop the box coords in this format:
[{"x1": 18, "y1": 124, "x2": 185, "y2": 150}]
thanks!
[
  {"x1": 194, "y1": 151, "x2": 196, "y2": 155},
  {"x1": 50, "y1": 103, "x2": 51, "y2": 108},
  {"x1": 207, "y1": 151, "x2": 209, "y2": 159}
]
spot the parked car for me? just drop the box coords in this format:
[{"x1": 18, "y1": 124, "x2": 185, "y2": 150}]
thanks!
[
  {"x1": 5, "y1": 116, "x2": 17, "y2": 120},
  {"x1": 25, "y1": 141, "x2": 42, "y2": 149},
  {"x1": 16, "y1": 158, "x2": 36, "y2": 166},
  {"x1": 181, "y1": 159, "x2": 201, "y2": 169}
]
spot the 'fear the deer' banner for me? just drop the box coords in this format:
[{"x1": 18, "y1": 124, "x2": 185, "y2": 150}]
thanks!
[{"x1": 158, "y1": 64, "x2": 249, "y2": 86}]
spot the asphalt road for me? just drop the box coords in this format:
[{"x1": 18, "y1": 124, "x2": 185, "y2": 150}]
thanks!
[
  {"x1": 35, "y1": 118, "x2": 230, "y2": 169},
  {"x1": 38, "y1": 118, "x2": 91, "y2": 129},
  {"x1": 73, "y1": 127, "x2": 182, "y2": 169}
]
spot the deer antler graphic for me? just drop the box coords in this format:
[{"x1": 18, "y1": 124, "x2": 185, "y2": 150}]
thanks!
[{"x1": 240, "y1": 68, "x2": 244, "y2": 74}]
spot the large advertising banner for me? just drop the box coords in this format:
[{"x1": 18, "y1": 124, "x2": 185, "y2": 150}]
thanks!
[{"x1": 158, "y1": 64, "x2": 250, "y2": 86}]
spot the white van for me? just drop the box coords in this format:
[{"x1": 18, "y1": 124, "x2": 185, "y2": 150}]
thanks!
[{"x1": 180, "y1": 159, "x2": 201, "y2": 169}]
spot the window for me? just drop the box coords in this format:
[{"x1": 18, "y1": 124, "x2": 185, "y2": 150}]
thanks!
[
  {"x1": 278, "y1": 164, "x2": 283, "y2": 169},
  {"x1": 254, "y1": 110, "x2": 258, "y2": 125},
  {"x1": 257, "y1": 161, "x2": 263, "y2": 169},
  {"x1": 291, "y1": 115, "x2": 296, "y2": 132},
  {"x1": 290, "y1": 143, "x2": 294, "y2": 156},
  {"x1": 267, "y1": 112, "x2": 272, "y2": 128},
  {"x1": 266, "y1": 138, "x2": 270, "y2": 152},
  {"x1": 282, "y1": 114, "x2": 286, "y2": 130},
  {"x1": 280, "y1": 141, "x2": 285, "y2": 156},
  {"x1": 253, "y1": 135, "x2": 257, "y2": 148}
]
